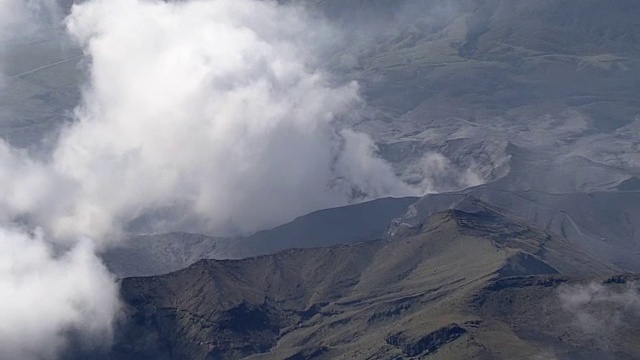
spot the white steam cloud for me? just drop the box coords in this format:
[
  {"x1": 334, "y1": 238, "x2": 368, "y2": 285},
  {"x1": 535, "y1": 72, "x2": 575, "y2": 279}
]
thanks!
[
  {"x1": 0, "y1": 0, "x2": 419, "y2": 243},
  {"x1": 0, "y1": 0, "x2": 427, "y2": 357},
  {"x1": 0, "y1": 1, "x2": 119, "y2": 359},
  {"x1": 0, "y1": 226, "x2": 120, "y2": 360},
  {"x1": 408, "y1": 153, "x2": 484, "y2": 193}
]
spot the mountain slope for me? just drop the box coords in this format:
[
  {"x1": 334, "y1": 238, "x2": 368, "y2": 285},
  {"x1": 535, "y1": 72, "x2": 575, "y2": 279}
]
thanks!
[
  {"x1": 88, "y1": 201, "x2": 634, "y2": 360},
  {"x1": 395, "y1": 180, "x2": 640, "y2": 271},
  {"x1": 103, "y1": 197, "x2": 418, "y2": 277}
]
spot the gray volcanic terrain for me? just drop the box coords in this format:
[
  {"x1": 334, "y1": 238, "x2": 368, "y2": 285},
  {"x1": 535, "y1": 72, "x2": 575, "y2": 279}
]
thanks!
[{"x1": 2, "y1": 1, "x2": 640, "y2": 359}]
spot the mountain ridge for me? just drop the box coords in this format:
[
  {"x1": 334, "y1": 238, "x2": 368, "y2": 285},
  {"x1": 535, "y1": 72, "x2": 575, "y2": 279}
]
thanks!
[{"x1": 85, "y1": 204, "x2": 630, "y2": 360}]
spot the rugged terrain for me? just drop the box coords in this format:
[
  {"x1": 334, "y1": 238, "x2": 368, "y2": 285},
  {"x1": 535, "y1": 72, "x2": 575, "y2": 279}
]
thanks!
[
  {"x1": 82, "y1": 200, "x2": 640, "y2": 360},
  {"x1": 104, "y1": 197, "x2": 418, "y2": 276},
  {"x1": 3, "y1": 2, "x2": 640, "y2": 359}
]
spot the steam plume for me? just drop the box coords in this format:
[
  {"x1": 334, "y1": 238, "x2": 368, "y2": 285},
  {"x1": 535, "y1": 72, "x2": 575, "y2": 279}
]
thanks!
[
  {"x1": 0, "y1": 0, "x2": 439, "y2": 357},
  {"x1": 0, "y1": 0, "x2": 419, "y2": 242},
  {"x1": 0, "y1": 1, "x2": 120, "y2": 359},
  {"x1": 0, "y1": 226, "x2": 120, "y2": 360}
]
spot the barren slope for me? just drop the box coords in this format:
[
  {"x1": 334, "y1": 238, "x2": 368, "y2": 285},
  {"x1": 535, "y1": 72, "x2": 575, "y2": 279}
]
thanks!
[{"x1": 82, "y1": 201, "x2": 637, "y2": 360}]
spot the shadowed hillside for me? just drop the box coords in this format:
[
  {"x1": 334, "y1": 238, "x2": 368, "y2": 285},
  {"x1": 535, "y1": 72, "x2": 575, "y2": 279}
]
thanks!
[
  {"x1": 103, "y1": 197, "x2": 418, "y2": 277},
  {"x1": 81, "y1": 201, "x2": 640, "y2": 360}
]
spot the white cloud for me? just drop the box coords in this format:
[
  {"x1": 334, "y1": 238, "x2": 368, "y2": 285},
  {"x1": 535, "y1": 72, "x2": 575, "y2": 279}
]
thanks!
[
  {"x1": 0, "y1": 0, "x2": 461, "y2": 356},
  {"x1": 24, "y1": 0, "x2": 417, "y2": 240},
  {"x1": 0, "y1": 0, "x2": 421, "y2": 354},
  {"x1": 0, "y1": 0, "x2": 433, "y2": 243},
  {"x1": 0, "y1": 2, "x2": 120, "y2": 359},
  {"x1": 0, "y1": 226, "x2": 120, "y2": 360},
  {"x1": 404, "y1": 153, "x2": 484, "y2": 193}
]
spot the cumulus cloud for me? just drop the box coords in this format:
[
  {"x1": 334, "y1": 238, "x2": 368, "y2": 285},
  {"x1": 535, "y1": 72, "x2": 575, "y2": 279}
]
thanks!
[
  {"x1": 0, "y1": 226, "x2": 120, "y2": 360},
  {"x1": 0, "y1": 2, "x2": 120, "y2": 359},
  {"x1": 0, "y1": 0, "x2": 420, "y2": 242}
]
